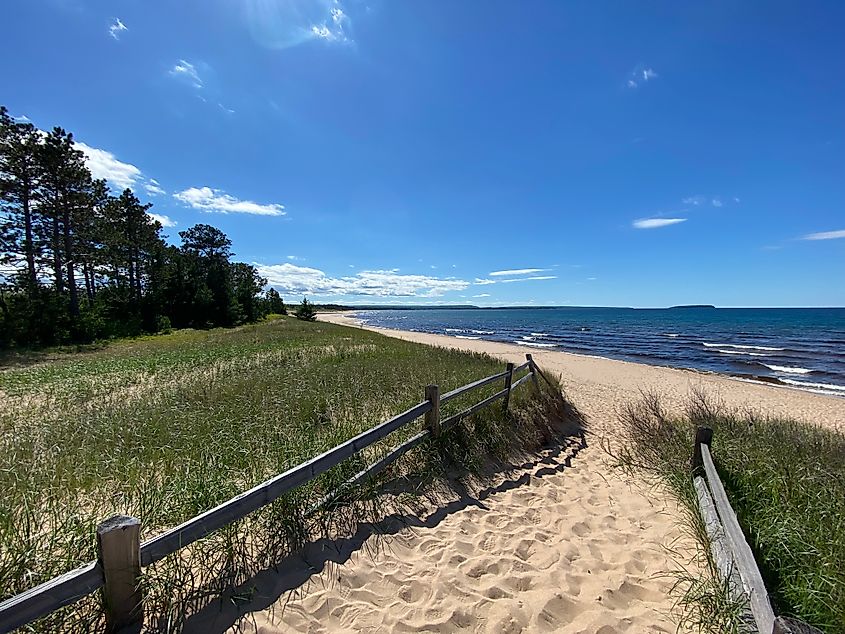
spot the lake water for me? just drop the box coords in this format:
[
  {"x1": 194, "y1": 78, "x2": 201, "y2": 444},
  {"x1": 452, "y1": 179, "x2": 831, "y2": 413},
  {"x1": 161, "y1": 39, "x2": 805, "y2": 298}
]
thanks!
[{"x1": 352, "y1": 307, "x2": 845, "y2": 397}]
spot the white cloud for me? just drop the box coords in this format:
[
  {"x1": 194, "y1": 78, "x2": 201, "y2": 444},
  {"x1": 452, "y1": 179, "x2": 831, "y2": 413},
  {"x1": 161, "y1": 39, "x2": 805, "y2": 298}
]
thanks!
[
  {"x1": 109, "y1": 18, "x2": 127, "y2": 40},
  {"x1": 76, "y1": 142, "x2": 142, "y2": 190},
  {"x1": 473, "y1": 293, "x2": 491, "y2": 298},
  {"x1": 682, "y1": 195, "x2": 706, "y2": 206},
  {"x1": 489, "y1": 268, "x2": 549, "y2": 277},
  {"x1": 169, "y1": 60, "x2": 203, "y2": 89},
  {"x1": 14, "y1": 114, "x2": 31, "y2": 122},
  {"x1": 474, "y1": 278, "x2": 497, "y2": 286},
  {"x1": 801, "y1": 229, "x2": 845, "y2": 241},
  {"x1": 257, "y1": 263, "x2": 470, "y2": 298},
  {"x1": 733, "y1": 197, "x2": 741, "y2": 203},
  {"x1": 147, "y1": 213, "x2": 177, "y2": 228},
  {"x1": 627, "y1": 66, "x2": 658, "y2": 89},
  {"x1": 218, "y1": 103, "x2": 235, "y2": 115},
  {"x1": 712, "y1": 198, "x2": 723, "y2": 207},
  {"x1": 174, "y1": 186, "x2": 285, "y2": 216},
  {"x1": 498, "y1": 275, "x2": 557, "y2": 283},
  {"x1": 632, "y1": 217, "x2": 687, "y2": 229},
  {"x1": 144, "y1": 179, "x2": 166, "y2": 196}
]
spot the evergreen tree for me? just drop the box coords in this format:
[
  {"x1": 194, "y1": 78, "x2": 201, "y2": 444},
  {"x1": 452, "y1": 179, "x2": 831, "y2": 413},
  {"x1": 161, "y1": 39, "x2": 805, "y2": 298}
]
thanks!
[
  {"x1": 295, "y1": 297, "x2": 317, "y2": 321},
  {"x1": 265, "y1": 288, "x2": 287, "y2": 315}
]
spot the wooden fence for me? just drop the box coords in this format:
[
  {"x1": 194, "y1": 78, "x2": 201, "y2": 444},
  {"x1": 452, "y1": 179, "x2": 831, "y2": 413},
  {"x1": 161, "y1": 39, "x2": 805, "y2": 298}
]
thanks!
[
  {"x1": 692, "y1": 428, "x2": 824, "y2": 634},
  {"x1": 0, "y1": 354, "x2": 550, "y2": 633}
]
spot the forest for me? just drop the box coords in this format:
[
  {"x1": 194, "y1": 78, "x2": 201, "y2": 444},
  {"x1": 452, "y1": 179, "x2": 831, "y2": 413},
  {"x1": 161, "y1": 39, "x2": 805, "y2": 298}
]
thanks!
[{"x1": 0, "y1": 106, "x2": 288, "y2": 348}]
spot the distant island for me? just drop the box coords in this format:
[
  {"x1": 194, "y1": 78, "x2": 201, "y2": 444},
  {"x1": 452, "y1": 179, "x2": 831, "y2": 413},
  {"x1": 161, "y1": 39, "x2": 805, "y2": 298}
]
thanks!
[{"x1": 668, "y1": 304, "x2": 716, "y2": 309}]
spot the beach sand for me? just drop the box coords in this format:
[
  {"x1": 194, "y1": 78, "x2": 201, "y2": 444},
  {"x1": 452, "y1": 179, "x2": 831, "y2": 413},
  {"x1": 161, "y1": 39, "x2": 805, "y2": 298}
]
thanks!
[{"x1": 213, "y1": 313, "x2": 844, "y2": 633}]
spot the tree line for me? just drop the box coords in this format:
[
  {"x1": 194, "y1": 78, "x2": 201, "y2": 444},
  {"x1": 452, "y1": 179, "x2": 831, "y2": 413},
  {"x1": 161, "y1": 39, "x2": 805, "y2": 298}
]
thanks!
[{"x1": 0, "y1": 106, "x2": 290, "y2": 349}]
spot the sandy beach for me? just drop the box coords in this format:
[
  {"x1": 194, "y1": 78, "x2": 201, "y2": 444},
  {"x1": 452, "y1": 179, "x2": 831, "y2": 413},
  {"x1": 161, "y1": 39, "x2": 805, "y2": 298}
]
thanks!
[{"x1": 216, "y1": 313, "x2": 844, "y2": 634}]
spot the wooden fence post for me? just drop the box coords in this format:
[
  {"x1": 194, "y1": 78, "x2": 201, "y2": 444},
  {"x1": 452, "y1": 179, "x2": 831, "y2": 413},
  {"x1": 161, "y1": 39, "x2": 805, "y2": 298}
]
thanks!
[
  {"x1": 502, "y1": 363, "x2": 515, "y2": 412},
  {"x1": 691, "y1": 426, "x2": 713, "y2": 475},
  {"x1": 97, "y1": 515, "x2": 143, "y2": 633},
  {"x1": 425, "y1": 384, "x2": 441, "y2": 437},
  {"x1": 525, "y1": 354, "x2": 540, "y2": 391}
]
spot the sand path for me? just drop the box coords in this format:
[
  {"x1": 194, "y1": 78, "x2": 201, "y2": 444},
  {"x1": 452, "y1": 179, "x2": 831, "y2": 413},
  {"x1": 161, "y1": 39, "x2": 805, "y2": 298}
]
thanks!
[{"x1": 214, "y1": 314, "x2": 843, "y2": 633}]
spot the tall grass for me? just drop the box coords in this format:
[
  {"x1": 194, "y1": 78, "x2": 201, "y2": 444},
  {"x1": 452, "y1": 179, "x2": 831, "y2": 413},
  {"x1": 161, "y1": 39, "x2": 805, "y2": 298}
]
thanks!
[
  {"x1": 0, "y1": 317, "x2": 566, "y2": 632},
  {"x1": 609, "y1": 391, "x2": 845, "y2": 633}
]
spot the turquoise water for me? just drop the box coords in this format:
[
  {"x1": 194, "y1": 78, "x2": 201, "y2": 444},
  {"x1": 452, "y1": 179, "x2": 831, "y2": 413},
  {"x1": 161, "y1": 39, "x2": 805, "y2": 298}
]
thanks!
[{"x1": 353, "y1": 307, "x2": 845, "y2": 397}]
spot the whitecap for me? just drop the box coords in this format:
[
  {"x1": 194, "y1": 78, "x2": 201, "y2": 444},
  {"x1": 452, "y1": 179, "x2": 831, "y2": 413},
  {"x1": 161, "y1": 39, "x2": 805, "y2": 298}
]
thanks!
[
  {"x1": 703, "y1": 343, "x2": 785, "y2": 351},
  {"x1": 762, "y1": 363, "x2": 812, "y2": 375}
]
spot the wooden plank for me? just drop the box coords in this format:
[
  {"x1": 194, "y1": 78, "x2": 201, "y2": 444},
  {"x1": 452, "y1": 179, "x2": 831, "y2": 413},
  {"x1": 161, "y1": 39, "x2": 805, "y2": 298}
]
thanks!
[
  {"x1": 425, "y1": 385, "x2": 441, "y2": 437},
  {"x1": 509, "y1": 373, "x2": 533, "y2": 391},
  {"x1": 502, "y1": 363, "x2": 515, "y2": 412},
  {"x1": 441, "y1": 388, "x2": 509, "y2": 432},
  {"x1": 513, "y1": 361, "x2": 531, "y2": 373},
  {"x1": 140, "y1": 399, "x2": 432, "y2": 565},
  {"x1": 0, "y1": 560, "x2": 103, "y2": 633},
  {"x1": 700, "y1": 445, "x2": 775, "y2": 633},
  {"x1": 308, "y1": 430, "x2": 430, "y2": 514},
  {"x1": 693, "y1": 477, "x2": 747, "y2": 603},
  {"x1": 440, "y1": 371, "x2": 509, "y2": 404},
  {"x1": 97, "y1": 515, "x2": 143, "y2": 632}
]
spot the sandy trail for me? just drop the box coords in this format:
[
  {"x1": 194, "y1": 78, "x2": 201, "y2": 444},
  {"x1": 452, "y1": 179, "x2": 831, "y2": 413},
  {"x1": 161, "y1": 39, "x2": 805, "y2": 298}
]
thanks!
[{"x1": 209, "y1": 314, "x2": 843, "y2": 633}]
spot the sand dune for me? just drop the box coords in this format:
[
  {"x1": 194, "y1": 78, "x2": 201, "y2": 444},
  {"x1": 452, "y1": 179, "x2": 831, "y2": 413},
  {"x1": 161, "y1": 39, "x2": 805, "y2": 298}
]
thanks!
[{"x1": 207, "y1": 314, "x2": 843, "y2": 633}]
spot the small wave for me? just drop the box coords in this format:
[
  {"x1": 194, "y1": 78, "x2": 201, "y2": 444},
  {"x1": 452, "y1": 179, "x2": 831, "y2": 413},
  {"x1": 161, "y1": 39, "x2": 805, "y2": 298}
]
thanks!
[
  {"x1": 664, "y1": 333, "x2": 680, "y2": 338},
  {"x1": 530, "y1": 332, "x2": 548, "y2": 336},
  {"x1": 517, "y1": 341, "x2": 557, "y2": 348},
  {"x1": 781, "y1": 378, "x2": 845, "y2": 392},
  {"x1": 471, "y1": 330, "x2": 495, "y2": 335},
  {"x1": 522, "y1": 335, "x2": 536, "y2": 341},
  {"x1": 714, "y1": 349, "x2": 769, "y2": 357},
  {"x1": 454, "y1": 335, "x2": 481, "y2": 340},
  {"x1": 703, "y1": 343, "x2": 785, "y2": 351},
  {"x1": 762, "y1": 363, "x2": 813, "y2": 375}
]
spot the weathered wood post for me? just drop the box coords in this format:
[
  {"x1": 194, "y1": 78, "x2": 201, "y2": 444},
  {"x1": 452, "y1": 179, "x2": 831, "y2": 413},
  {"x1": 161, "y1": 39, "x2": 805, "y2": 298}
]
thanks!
[
  {"x1": 96, "y1": 515, "x2": 143, "y2": 633},
  {"x1": 525, "y1": 354, "x2": 540, "y2": 391},
  {"x1": 691, "y1": 426, "x2": 713, "y2": 475},
  {"x1": 425, "y1": 384, "x2": 441, "y2": 437},
  {"x1": 502, "y1": 363, "x2": 515, "y2": 412}
]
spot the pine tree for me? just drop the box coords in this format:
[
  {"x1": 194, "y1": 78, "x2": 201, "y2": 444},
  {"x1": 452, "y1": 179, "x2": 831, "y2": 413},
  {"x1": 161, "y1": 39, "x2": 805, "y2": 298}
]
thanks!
[{"x1": 295, "y1": 297, "x2": 317, "y2": 321}]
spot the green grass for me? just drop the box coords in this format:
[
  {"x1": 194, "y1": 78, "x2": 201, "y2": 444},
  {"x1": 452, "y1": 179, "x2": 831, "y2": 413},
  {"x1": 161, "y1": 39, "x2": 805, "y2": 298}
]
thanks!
[
  {"x1": 0, "y1": 317, "x2": 564, "y2": 632},
  {"x1": 609, "y1": 391, "x2": 845, "y2": 633}
]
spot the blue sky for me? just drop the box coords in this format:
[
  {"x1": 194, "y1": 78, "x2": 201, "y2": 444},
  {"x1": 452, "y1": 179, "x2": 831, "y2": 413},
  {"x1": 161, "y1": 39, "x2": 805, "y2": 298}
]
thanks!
[{"x1": 2, "y1": 0, "x2": 843, "y2": 307}]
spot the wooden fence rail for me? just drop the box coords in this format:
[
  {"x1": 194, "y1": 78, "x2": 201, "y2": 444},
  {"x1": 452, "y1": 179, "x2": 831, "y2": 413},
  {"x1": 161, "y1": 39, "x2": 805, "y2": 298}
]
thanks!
[
  {"x1": 691, "y1": 427, "x2": 824, "y2": 634},
  {"x1": 0, "y1": 355, "x2": 543, "y2": 633}
]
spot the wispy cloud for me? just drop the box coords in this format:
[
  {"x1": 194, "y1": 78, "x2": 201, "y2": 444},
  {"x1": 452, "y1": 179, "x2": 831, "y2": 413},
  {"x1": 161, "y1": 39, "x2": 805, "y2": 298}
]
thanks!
[
  {"x1": 148, "y1": 213, "x2": 177, "y2": 228},
  {"x1": 711, "y1": 198, "x2": 723, "y2": 207},
  {"x1": 144, "y1": 179, "x2": 166, "y2": 196},
  {"x1": 76, "y1": 142, "x2": 142, "y2": 190},
  {"x1": 174, "y1": 186, "x2": 285, "y2": 216},
  {"x1": 801, "y1": 229, "x2": 845, "y2": 241},
  {"x1": 473, "y1": 275, "x2": 556, "y2": 285},
  {"x1": 499, "y1": 275, "x2": 557, "y2": 283},
  {"x1": 682, "y1": 195, "x2": 706, "y2": 206},
  {"x1": 627, "y1": 66, "x2": 658, "y2": 89},
  {"x1": 257, "y1": 263, "x2": 469, "y2": 298},
  {"x1": 169, "y1": 60, "x2": 203, "y2": 89},
  {"x1": 632, "y1": 217, "x2": 687, "y2": 229},
  {"x1": 489, "y1": 268, "x2": 550, "y2": 277},
  {"x1": 243, "y1": 0, "x2": 351, "y2": 49},
  {"x1": 109, "y1": 17, "x2": 127, "y2": 40},
  {"x1": 473, "y1": 293, "x2": 491, "y2": 298}
]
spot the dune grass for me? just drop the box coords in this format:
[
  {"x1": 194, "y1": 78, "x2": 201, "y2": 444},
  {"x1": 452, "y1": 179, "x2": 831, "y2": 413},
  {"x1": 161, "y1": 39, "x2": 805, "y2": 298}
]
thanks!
[
  {"x1": 0, "y1": 317, "x2": 563, "y2": 632},
  {"x1": 610, "y1": 391, "x2": 845, "y2": 633}
]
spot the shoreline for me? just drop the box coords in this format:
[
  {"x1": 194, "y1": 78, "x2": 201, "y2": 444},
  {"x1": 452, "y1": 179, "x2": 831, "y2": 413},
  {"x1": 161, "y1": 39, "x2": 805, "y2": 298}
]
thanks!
[
  {"x1": 329, "y1": 311, "x2": 845, "y2": 400},
  {"x1": 320, "y1": 311, "x2": 845, "y2": 431}
]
